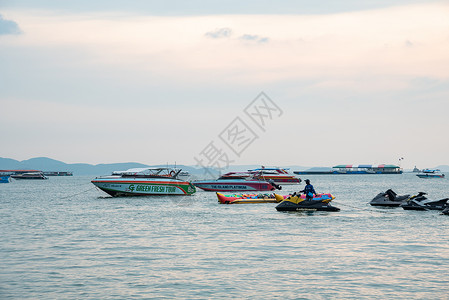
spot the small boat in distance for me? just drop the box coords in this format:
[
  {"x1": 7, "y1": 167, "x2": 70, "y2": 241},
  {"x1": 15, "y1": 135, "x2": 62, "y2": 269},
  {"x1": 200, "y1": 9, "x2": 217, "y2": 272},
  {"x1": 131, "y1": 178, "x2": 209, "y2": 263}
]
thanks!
[
  {"x1": 10, "y1": 172, "x2": 48, "y2": 180},
  {"x1": 91, "y1": 167, "x2": 196, "y2": 197},
  {"x1": 0, "y1": 175, "x2": 11, "y2": 183},
  {"x1": 416, "y1": 169, "x2": 445, "y2": 178}
]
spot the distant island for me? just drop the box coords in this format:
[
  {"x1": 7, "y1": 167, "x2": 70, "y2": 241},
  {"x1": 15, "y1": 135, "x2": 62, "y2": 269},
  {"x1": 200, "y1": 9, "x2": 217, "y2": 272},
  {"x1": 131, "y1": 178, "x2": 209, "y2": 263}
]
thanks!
[{"x1": 1, "y1": 157, "x2": 448, "y2": 176}]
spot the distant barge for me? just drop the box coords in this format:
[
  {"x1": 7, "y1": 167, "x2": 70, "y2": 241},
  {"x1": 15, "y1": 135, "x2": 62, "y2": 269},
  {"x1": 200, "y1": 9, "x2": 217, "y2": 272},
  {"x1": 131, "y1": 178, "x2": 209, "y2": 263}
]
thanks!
[
  {"x1": 295, "y1": 164, "x2": 403, "y2": 175},
  {"x1": 42, "y1": 171, "x2": 73, "y2": 176}
]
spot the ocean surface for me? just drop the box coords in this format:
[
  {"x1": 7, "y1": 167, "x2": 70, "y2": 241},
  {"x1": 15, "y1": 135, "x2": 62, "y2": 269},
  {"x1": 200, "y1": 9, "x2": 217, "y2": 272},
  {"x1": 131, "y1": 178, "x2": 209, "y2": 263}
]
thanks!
[{"x1": 1, "y1": 173, "x2": 449, "y2": 299}]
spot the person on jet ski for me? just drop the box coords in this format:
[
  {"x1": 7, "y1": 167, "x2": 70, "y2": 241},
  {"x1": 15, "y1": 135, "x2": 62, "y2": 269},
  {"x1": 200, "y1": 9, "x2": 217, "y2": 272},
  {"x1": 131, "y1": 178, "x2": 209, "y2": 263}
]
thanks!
[
  {"x1": 300, "y1": 179, "x2": 317, "y2": 202},
  {"x1": 386, "y1": 189, "x2": 397, "y2": 201}
]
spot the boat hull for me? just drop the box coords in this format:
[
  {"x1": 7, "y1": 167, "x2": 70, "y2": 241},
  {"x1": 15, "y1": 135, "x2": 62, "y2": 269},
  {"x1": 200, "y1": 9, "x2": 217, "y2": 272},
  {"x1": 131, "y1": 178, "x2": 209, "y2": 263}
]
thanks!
[
  {"x1": 252, "y1": 176, "x2": 301, "y2": 185},
  {"x1": 91, "y1": 178, "x2": 196, "y2": 196},
  {"x1": 416, "y1": 174, "x2": 445, "y2": 178},
  {"x1": 10, "y1": 175, "x2": 48, "y2": 180},
  {"x1": 370, "y1": 202, "x2": 403, "y2": 207},
  {"x1": 275, "y1": 200, "x2": 340, "y2": 212},
  {"x1": 194, "y1": 180, "x2": 274, "y2": 192}
]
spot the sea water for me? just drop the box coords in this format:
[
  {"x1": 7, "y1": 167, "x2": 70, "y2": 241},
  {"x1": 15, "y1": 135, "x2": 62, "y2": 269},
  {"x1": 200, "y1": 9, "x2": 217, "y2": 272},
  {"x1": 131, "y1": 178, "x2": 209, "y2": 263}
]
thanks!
[{"x1": 1, "y1": 174, "x2": 449, "y2": 299}]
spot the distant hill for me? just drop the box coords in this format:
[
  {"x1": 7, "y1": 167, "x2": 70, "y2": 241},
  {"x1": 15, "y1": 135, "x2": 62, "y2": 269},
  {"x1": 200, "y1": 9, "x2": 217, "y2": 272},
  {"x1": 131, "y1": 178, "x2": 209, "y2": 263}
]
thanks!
[
  {"x1": 0, "y1": 157, "x2": 217, "y2": 177},
  {"x1": 3, "y1": 157, "x2": 445, "y2": 176},
  {"x1": 435, "y1": 165, "x2": 449, "y2": 172},
  {"x1": 302, "y1": 167, "x2": 334, "y2": 171},
  {"x1": 0, "y1": 157, "x2": 307, "y2": 177},
  {"x1": 410, "y1": 165, "x2": 449, "y2": 172},
  {"x1": 0, "y1": 157, "x2": 149, "y2": 176}
]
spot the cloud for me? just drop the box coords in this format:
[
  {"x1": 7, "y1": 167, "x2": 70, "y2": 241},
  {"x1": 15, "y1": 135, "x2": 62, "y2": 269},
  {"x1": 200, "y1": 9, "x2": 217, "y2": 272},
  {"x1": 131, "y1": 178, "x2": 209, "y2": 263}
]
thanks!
[
  {"x1": 0, "y1": 14, "x2": 22, "y2": 35},
  {"x1": 239, "y1": 34, "x2": 269, "y2": 43},
  {"x1": 1, "y1": 3, "x2": 449, "y2": 167},
  {"x1": 205, "y1": 27, "x2": 232, "y2": 39}
]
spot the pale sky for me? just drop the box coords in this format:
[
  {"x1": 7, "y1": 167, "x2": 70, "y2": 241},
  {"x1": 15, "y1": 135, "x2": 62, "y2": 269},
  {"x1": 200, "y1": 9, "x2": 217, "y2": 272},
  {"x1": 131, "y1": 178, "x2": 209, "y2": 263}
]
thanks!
[{"x1": 1, "y1": 1, "x2": 448, "y2": 169}]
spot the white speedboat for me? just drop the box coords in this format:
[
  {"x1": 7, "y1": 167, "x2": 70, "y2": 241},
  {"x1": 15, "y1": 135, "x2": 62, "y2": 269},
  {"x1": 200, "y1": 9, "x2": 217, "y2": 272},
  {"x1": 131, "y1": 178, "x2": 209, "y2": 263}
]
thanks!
[
  {"x1": 91, "y1": 168, "x2": 196, "y2": 196},
  {"x1": 416, "y1": 169, "x2": 445, "y2": 178},
  {"x1": 10, "y1": 172, "x2": 48, "y2": 180},
  {"x1": 221, "y1": 167, "x2": 301, "y2": 185}
]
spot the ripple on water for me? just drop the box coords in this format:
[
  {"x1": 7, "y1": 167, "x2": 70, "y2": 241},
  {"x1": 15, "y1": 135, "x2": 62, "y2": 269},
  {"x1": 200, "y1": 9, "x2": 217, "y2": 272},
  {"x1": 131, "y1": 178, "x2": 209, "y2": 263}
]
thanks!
[{"x1": 1, "y1": 174, "x2": 449, "y2": 299}]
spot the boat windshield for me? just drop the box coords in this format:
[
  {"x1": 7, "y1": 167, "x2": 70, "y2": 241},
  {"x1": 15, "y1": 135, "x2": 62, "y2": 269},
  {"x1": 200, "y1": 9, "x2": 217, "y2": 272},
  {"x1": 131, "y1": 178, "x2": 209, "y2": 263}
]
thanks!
[{"x1": 422, "y1": 169, "x2": 439, "y2": 173}]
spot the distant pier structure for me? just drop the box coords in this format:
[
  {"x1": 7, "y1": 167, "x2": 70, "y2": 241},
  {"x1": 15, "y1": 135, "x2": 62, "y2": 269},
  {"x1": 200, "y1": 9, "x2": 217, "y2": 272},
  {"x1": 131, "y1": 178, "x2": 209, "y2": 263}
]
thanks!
[
  {"x1": 294, "y1": 164, "x2": 402, "y2": 175},
  {"x1": 42, "y1": 171, "x2": 73, "y2": 176}
]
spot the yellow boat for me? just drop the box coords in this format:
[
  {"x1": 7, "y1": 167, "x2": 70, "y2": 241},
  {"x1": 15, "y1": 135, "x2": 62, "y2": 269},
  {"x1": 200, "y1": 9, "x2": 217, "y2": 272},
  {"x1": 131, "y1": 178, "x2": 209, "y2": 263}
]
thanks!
[{"x1": 217, "y1": 192, "x2": 287, "y2": 204}]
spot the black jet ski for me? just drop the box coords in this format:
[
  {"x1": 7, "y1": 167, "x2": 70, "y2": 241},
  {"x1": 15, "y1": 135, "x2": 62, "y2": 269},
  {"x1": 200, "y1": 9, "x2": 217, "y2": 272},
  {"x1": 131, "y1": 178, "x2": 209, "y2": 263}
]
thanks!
[
  {"x1": 369, "y1": 189, "x2": 410, "y2": 207},
  {"x1": 400, "y1": 192, "x2": 449, "y2": 211},
  {"x1": 274, "y1": 193, "x2": 340, "y2": 212}
]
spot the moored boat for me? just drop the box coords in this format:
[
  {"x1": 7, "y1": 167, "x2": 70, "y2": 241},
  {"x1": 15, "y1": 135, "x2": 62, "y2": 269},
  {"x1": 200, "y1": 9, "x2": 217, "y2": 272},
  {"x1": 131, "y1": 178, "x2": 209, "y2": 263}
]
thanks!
[
  {"x1": 10, "y1": 172, "x2": 48, "y2": 180},
  {"x1": 216, "y1": 192, "x2": 288, "y2": 204},
  {"x1": 221, "y1": 166, "x2": 301, "y2": 185},
  {"x1": 91, "y1": 168, "x2": 196, "y2": 196},
  {"x1": 416, "y1": 169, "x2": 445, "y2": 178}
]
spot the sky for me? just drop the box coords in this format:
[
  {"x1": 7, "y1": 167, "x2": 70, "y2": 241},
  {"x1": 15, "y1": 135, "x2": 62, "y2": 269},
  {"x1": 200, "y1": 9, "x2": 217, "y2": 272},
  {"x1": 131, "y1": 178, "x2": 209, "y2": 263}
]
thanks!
[{"x1": 1, "y1": 1, "x2": 448, "y2": 169}]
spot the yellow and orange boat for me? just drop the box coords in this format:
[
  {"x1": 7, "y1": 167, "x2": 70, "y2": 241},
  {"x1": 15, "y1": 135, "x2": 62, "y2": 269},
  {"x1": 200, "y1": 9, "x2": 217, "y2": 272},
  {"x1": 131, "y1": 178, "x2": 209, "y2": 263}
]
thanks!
[{"x1": 216, "y1": 192, "x2": 288, "y2": 204}]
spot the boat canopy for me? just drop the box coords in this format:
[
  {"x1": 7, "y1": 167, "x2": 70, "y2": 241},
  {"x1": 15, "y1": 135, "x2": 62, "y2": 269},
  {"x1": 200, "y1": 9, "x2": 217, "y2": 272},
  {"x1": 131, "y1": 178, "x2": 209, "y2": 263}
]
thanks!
[
  {"x1": 248, "y1": 167, "x2": 289, "y2": 174},
  {"x1": 112, "y1": 168, "x2": 178, "y2": 176}
]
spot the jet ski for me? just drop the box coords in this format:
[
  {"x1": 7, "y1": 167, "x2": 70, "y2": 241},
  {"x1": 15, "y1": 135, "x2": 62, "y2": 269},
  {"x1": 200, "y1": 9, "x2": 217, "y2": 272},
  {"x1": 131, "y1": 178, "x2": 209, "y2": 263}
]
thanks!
[
  {"x1": 369, "y1": 189, "x2": 410, "y2": 207},
  {"x1": 274, "y1": 193, "x2": 340, "y2": 212},
  {"x1": 400, "y1": 192, "x2": 449, "y2": 211}
]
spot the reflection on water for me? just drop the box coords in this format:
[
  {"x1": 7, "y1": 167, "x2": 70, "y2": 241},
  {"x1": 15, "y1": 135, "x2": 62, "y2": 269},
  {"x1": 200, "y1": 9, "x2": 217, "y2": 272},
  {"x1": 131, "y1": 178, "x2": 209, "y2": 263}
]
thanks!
[{"x1": 1, "y1": 174, "x2": 449, "y2": 299}]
